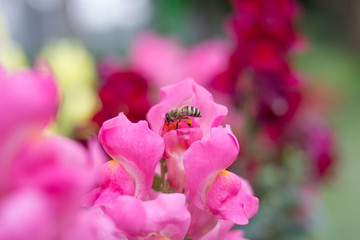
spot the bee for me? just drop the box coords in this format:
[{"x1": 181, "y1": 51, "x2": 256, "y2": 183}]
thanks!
[{"x1": 165, "y1": 95, "x2": 201, "y2": 129}]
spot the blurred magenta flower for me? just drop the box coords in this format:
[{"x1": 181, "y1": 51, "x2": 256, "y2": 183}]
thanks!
[
  {"x1": 0, "y1": 63, "x2": 114, "y2": 239},
  {"x1": 229, "y1": 0, "x2": 299, "y2": 65},
  {"x1": 131, "y1": 31, "x2": 231, "y2": 88},
  {"x1": 0, "y1": 189, "x2": 55, "y2": 240},
  {"x1": 300, "y1": 118, "x2": 336, "y2": 181},
  {"x1": 224, "y1": 0, "x2": 303, "y2": 144},
  {"x1": 254, "y1": 71, "x2": 302, "y2": 143},
  {"x1": 0, "y1": 62, "x2": 58, "y2": 189}
]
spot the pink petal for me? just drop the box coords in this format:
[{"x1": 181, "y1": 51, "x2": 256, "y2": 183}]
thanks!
[
  {"x1": 103, "y1": 195, "x2": 146, "y2": 238},
  {"x1": 235, "y1": 191, "x2": 259, "y2": 219},
  {"x1": 80, "y1": 187, "x2": 103, "y2": 208},
  {"x1": 64, "y1": 208, "x2": 118, "y2": 240},
  {"x1": 130, "y1": 31, "x2": 230, "y2": 88},
  {"x1": 142, "y1": 193, "x2": 191, "y2": 240},
  {"x1": 183, "y1": 127, "x2": 239, "y2": 208},
  {"x1": 96, "y1": 161, "x2": 136, "y2": 197},
  {"x1": 99, "y1": 112, "x2": 132, "y2": 130},
  {"x1": 0, "y1": 66, "x2": 58, "y2": 187},
  {"x1": 206, "y1": 171, "x2": 259, "y2": 225},
  {"x1": 103, "y1": 194, "x2": 190, "y2": 239},
  {"x1": 184, "y1": 39, "x2": 231, "y2": 86},
  {"x1": 99, "y1": 113, "x2": 164, "y2": 198},
  {"x1": 0, "y1": 189, "x2": 55, "y2": 240},
  {"x1": 130, "y1": 31, "x2": 185, "y2": 87},
  {"x1": 87, "y1": 137, "x2": 109, "y2": 171},
  {"x1": 201, "y1": 219, "x2": 249, "y2": 240},
  {"x1": 216, "y1": 197, "x2": 249, "y2": 225},
  {"x1": 186, "y1": 202, "x2": 218, "y2": 239},
  {"x1": 11, "y1": 135, "x2": 95, "y2": 205}
]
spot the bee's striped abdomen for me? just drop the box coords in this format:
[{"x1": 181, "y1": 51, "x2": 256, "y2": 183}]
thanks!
[
  {"x1": 194, "y1": 107, "x2": 201, "y2": 117},
  {"x1": 181, "y1": 106, "x2": 201, "y2": 118}
]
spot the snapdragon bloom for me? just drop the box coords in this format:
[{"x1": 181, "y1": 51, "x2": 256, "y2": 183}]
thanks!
[
  {"x1": 82, "y1": 78, "x2": 258, "y2": 239},
  {"x1": 147, "y1": 78, "x2": 259, "y2": 233}
]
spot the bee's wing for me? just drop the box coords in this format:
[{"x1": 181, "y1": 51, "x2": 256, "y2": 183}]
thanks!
[{"x1": 176, "y1": 94, "x2": 195, "y2": 108}]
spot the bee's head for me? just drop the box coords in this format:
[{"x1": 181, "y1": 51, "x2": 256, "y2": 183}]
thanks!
[{"x1": 165, "y1": 113, "x2": 171, "y2": 125}]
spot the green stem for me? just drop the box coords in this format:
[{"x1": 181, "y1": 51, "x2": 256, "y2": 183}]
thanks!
[{"x1": 160, "y1": 158, "x2": 166, "y2": 190}]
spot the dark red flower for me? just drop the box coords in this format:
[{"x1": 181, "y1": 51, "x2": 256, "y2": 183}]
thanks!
[{"x1": 92, "y1": 70, "x2": 150, "y2": 127}]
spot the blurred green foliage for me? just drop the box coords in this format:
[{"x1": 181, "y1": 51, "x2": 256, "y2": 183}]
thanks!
[
  {"x1": 151, "y1": 0, "x2": 230, "y2": 44},
  {"x1": 297, "y1": 11, "x2": 360, "y2": 240}
]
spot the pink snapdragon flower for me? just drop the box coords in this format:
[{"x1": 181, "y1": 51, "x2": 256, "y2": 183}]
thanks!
[
  {"x1": 147, "y1": 78, "x2": 259, "y2": 225},
  {"x1": 82, "y1": 78, "x2": 258, "y2": 238},
  {"x1": 147, "y1": 78, "x2": 228, "y2": 191}
]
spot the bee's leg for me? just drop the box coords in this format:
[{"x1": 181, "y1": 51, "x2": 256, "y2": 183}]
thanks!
[
  {"x1": 184, "y1": 117, "x2": 192, "y2": 127},
  {"x1": 176, "y1": 120, "x2": 181, "y2": 129}
]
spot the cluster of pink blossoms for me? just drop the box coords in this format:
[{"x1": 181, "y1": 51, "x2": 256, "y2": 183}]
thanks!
[
  {"x1": 0, "y1": 61, "x2": 258, "y2": 239},
  {"x1": 0, "y1": 63, "x2": 119, "y2": 239},
  {"x1": 83, "y1": 78, "x2": 259, "y2": 239}
]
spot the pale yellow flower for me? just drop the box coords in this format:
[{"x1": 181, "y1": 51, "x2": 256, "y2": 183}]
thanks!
[{"x1": 41, "y1": 40, "x2": 99, "y2": 137}]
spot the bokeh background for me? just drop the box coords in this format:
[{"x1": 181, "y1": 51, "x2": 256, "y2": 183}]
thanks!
[{"x1": 0, "y1": 0, "x2": 359, "y2": 239}]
